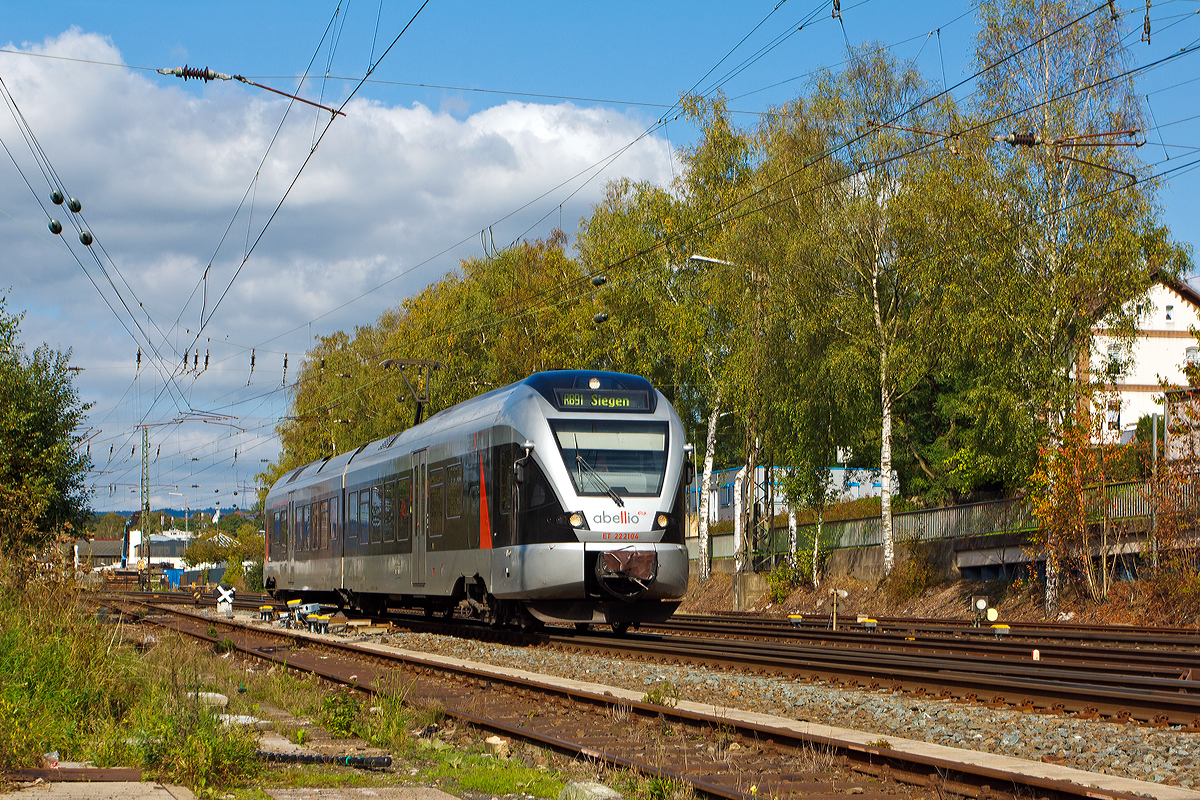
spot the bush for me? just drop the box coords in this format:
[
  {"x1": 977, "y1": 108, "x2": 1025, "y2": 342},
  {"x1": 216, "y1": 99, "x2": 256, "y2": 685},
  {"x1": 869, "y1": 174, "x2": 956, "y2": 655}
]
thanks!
[
  {"x1": 766, "y1": 560, "x2": 803, "y2": 605},
  {"x1": 0, "y1": 558, "x2": 260, "y2": 791},
  {"x1": 0, "y1": 580, "x2": 137, "y2": 770},
  {"x1": 243, "y1": 560, "x2": 264, "y2": 592},
  {"x1": 882, "y1": 538, "x2": 936, "y2": 604},
  {"x1": 321, "y1": 690, "x2": 361, "y2": 738}
]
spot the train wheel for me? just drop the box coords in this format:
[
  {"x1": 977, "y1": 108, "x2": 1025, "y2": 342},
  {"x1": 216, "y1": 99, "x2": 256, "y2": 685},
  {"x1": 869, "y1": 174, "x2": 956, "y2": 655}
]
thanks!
[{"x1": 611, "y1": 621, "x2": 630, "y2": 636}]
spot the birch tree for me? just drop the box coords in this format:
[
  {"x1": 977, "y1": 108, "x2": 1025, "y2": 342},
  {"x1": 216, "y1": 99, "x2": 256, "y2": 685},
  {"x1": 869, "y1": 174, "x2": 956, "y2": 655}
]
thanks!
[
  {"x1": 796, "y1": 48, "x2": 957, "y2": 574},
  {"x1": 973, "y1": 0, "x2": 1190, "y2": 616}
]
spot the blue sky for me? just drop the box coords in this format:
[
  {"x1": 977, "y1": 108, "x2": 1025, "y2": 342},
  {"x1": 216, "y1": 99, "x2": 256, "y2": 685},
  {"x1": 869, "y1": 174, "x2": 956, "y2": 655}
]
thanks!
[{"x1": 3, "y1": 1, "x2": 1199, "y2": 515}]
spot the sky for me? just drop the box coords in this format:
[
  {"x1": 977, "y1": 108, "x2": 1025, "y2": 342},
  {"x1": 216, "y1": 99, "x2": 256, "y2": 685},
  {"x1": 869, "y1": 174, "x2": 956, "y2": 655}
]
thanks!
[{"x1": 3, "y1": 1, "x2": 1200, "y2": 516}]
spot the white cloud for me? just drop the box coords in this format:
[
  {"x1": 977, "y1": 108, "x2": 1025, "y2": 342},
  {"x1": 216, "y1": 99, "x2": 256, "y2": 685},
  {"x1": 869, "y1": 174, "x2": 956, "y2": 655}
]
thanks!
[{"x1": 0, "y1": 28, "x2": 673, "y2": 511}]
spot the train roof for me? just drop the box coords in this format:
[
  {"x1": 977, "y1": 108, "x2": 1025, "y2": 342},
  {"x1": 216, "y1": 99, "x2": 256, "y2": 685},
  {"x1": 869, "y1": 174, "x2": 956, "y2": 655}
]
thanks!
[{"x1": 269, "y1": 370, "x2": 660, "y2": 495}]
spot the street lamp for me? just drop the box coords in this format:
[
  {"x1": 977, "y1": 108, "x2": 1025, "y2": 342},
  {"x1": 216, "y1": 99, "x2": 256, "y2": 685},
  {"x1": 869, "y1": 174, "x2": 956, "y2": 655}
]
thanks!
[{"x1": 169, "y1": 492, "x2": 190, "y2": 535}]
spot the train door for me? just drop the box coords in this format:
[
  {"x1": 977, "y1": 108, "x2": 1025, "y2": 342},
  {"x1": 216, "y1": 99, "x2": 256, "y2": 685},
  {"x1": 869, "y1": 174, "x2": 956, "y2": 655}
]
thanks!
[
  {"x1": 412, "y1": 449, "x2": 427, "y2": 586},
  {"x1": 286, "y1": 491, "x2": 296, "y2": 587}
]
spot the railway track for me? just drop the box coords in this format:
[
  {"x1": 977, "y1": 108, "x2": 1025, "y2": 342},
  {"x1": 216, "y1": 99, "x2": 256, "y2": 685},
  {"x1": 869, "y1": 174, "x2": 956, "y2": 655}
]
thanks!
[
  {"x1": 103, "y1": 598, "x2": 1196, "y2": 800},
  {"x1": 99, "y1": 590, "x2": 1200, "y2": 726},
  {"x1": 681, "y1": 612, "x2": 1200, "y2": 648}
]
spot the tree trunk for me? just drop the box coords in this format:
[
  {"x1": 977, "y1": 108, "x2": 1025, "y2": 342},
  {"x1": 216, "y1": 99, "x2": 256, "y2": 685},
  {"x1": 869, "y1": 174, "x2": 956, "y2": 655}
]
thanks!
[
  {"x1": 787, "y1": 506, "x2": 797, "y2": 568},
  {"x1": 813, "y1": 509, "x2": 822, "y2": 590},
  {"x1": 880, "y1": 370, "x2": 895, "y2": 574},
  {"x1": 1044, "y1": 544, "x2": 1059, "y2": 620},
  {"x1": 733, "y1": 466, "x2": 747, "y2": 573},
  {"x1": 697, "y1": 398, "x2": 721, "y2": 584}
]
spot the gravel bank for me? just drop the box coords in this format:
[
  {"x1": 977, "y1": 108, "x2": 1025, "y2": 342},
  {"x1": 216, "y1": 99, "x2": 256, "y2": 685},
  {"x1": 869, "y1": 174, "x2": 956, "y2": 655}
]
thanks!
[{"x1": 372, "y1": 628, "x2": 1199, "y2": 788}]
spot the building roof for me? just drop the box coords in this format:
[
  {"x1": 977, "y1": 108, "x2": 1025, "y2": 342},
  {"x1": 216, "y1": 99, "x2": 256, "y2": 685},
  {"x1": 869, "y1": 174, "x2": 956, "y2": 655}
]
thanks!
[
  {"x1": 1152, "y1": 268, "x2": 1200, "y2": 311},
  {"x1": 76, "y1": 538, "x2": 122, "y2": 557}
]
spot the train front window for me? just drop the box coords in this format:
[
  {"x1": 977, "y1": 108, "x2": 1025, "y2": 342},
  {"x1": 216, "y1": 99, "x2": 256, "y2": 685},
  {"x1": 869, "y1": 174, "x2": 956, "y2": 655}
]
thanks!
[{"x1": 550, "y1": 420, "x2": 668, "y2": 497}]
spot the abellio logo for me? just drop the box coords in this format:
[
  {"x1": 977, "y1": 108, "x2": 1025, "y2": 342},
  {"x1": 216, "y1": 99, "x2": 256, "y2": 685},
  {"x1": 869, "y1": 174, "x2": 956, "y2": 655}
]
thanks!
[{"x1": 593, "y1": 510, "x2": 646, "y2": 525}]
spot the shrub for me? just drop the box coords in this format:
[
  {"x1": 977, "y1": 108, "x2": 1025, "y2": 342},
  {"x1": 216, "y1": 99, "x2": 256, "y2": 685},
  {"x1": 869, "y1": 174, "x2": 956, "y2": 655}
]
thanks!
[
  {"x1": 321, "y1": 690, "x2": 361, "y2": 738},
  {"x1": 882, "y1": 538, "x2": 935, "y2": 604},
  {"x1": 243, "y1": 560, "x2": 264, "y2": 592},
  {"x1": 766, "y1": 559, "x2": 803, "y2": 605},
  {"x1": 0, "y1": 577, "x2": 137, "y2": 770}
]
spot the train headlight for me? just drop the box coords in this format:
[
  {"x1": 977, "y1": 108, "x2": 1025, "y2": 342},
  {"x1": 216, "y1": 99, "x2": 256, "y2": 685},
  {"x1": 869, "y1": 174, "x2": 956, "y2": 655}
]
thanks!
[
  {"x1": 656, "y1": 513, "x2": 669, "y2": 529},
  {"x1": 569, "y1": 512, "x2": 585, "y2": 528}
]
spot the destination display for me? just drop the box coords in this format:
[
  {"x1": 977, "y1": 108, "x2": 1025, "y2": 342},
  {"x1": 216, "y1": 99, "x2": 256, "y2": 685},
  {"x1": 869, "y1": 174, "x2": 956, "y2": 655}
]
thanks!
[{"x1": 553, "y1": 389, "x2": 650, "y2": 412}]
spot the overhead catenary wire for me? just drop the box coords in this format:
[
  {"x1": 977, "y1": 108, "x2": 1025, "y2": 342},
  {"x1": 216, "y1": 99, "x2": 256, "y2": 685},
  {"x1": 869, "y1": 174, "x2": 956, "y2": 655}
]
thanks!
[{"x1": 23, "y1": 2, "x2": 1195, "y2": 510}]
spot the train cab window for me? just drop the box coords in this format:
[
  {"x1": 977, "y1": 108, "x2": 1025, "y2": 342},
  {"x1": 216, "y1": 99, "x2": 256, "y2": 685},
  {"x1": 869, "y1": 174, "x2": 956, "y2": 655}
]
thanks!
[
  {"x1": 446, "y1": 462, "x2": 463, "y2": 518},
  {"x1": 370, "y1": 485, "x2": 383, "y2": 544},
  {"x1": 347, "y1": 492, "x2": 358, "y2": 541},
  {"x1": 396, "y1": 477, "x2": 412, "y2": 540},
  {"x1": 429, "y1": 468, "x2": 444, "y2": 540},
  {"x1": 383, "y1": 481, "x2": 396, "y2": 543}
]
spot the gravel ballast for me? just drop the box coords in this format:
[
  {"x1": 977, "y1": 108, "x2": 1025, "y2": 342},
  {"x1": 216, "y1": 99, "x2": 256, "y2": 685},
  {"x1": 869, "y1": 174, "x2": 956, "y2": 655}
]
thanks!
[{"x1": 366, "y1": 627, "x2": 1199, "y2": 788}]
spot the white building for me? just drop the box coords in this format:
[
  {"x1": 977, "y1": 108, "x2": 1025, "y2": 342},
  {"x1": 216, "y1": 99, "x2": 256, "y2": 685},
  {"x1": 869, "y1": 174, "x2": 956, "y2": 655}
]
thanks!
[{"x1": 1092, "y1": 273, "x2": 1200, "y2": 436}]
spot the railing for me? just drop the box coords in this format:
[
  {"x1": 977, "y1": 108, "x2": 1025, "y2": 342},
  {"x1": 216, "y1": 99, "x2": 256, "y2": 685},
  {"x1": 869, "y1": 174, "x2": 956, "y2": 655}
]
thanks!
[{"x1": 770, "y1": 480, "x2": 1171, "y2": 552}]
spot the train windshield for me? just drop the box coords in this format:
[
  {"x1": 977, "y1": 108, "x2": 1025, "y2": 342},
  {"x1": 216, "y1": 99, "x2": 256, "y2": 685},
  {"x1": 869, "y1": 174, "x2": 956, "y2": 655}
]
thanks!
[{"x1": 550, "y1": 420, "x2": 668, "y2": 497}]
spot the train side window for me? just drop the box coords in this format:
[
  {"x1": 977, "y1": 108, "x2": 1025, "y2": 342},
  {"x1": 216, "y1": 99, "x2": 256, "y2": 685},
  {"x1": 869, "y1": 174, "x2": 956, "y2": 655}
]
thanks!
[
  {"x1": 396, "y1": 476, "x2": 411, "y2": 540},
  {"x1": 280, "y1": 508, "x2": 288, "y2": 549},
  {"x1": 310, "y1": 502, "x2": 320, "y2": 551},
  {"x1": 347, "y1": 492, "x2": 358, "y2": 541},
  {"x1": 295, "y1": 503, "x2": 304, "y2": 554},
  {"x1": 359, "y1": 491, "x2": 370, "y2": 545},
  {"x1": 370, "y1": 485, "x2": 383, "y2": 544},
  {"x1": 429, "y1": 468, "x2": 444, "y2": 539},
  {"x1": 446, "y1": 462, "x2": 463, "y2": 519},
  {"x1": 329, "y1": 496, "x2": 337, "y2": 542},
  {"x1": 317, "y1": 500, "x2": 328, "y2": 550},
  {"x1": 383, "y1": 481, "x2": 396, "y2": 543}
]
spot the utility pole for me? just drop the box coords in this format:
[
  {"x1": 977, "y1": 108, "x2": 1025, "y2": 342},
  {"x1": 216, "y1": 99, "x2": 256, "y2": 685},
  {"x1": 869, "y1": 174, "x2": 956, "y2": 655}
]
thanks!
[
  {"x1": 140, "y1": 426, "x2": 150, "y2": 577},
  {"x1": 1151, "y1": 412, "x2": 1159, "y2": 570}
]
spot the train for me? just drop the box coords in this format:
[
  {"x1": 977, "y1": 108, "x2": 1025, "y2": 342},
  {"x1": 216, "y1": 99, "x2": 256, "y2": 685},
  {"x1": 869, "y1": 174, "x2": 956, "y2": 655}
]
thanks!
[{"x1": 262, "y1": 370, "x2": 693, "y2": 631}]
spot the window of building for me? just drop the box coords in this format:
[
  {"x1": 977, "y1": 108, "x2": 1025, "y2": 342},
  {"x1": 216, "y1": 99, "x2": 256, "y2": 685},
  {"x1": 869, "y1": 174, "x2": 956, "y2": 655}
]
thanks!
[
  {"x1": 1166, "y1": 304, "x2": 1175, "y2": 322},
  {"x1": 1107, "y1": 399, "x2": 1121, "y2": 431}
]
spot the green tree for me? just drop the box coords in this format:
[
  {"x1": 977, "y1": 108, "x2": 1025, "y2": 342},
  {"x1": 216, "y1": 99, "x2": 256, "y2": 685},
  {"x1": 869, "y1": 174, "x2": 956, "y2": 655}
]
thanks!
[
  {"x1": 775, "y1": 47, "x2": 960, "y2": 574},
  {"x1": 576, "y1": 95, "x2": 750, "y2": 582},
  {"x1": 973, "y1": 0, "x2": 1191, "y2": 616},
  {"x1": 86, "y1": 512, "x2": 127, "y2": 540},
  {"x1": 0, "y1": 297, "x2": 92, "y2": 553},
  {"x1": 263, "y1": 232, "x2": 599, "y2": 502}
]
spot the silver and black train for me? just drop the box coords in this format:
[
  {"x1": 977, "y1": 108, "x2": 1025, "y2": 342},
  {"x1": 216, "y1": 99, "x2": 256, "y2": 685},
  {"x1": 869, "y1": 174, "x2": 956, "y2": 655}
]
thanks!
[{"x1": 262, "y1": 371, "x2": 693, "y2": 631}]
